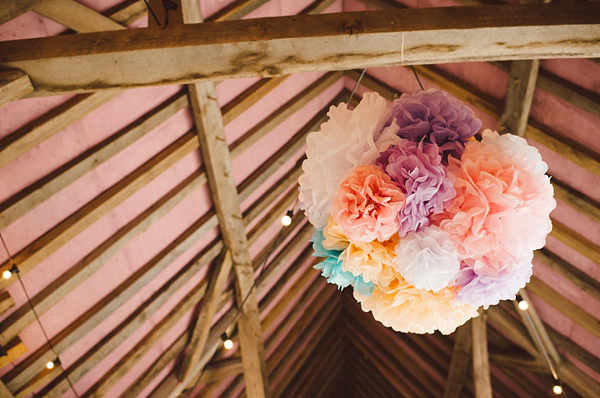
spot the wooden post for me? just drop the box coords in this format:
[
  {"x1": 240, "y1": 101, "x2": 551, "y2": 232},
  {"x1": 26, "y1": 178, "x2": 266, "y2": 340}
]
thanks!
[
  {"x1": 498, "y1": 60, "x2": 540, "y2": 137},
  {"x1": 443, "y1": 322, "x2": 472, "y2": 398},
  {"x1": 472, "y1": 310, "x2": 492, "y2": 398},
  {"x1": 178, "y1": 1, "x2": 269, "y2": 396},
  {"x1": 0, "y1": 69, "x2": 33, "y2": 108}
]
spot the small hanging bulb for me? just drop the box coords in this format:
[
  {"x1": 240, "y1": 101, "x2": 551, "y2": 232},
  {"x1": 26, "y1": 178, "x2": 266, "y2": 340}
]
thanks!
[
  {"x1": 516, "y1": 294, "x2": 529, "y2": 311},
  {"x1": 221, "y1": 332, "x2": 234, "y2": 350},
  {"x1": 46, "y1": 360, "x2": 55, "y2": 370},
  {"x1": 552, "y1": 382, "x2": 563, "y2": 395},
  {"x1": 2, "y1": 264, "x2": 18, "y2": 280},
  {"x1": 280, "y1": 210, "x2": 293, "y2": 227}
]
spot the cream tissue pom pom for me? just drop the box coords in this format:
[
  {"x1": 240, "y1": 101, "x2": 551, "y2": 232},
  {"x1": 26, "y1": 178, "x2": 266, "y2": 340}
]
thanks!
[{"x1": 298, "y1": 92, "x2": 401, "y2": 229}]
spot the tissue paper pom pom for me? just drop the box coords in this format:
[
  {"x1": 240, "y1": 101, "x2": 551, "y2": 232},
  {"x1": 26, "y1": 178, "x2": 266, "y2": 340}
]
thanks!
[
  {"x1": 377, "y1": 140, "x2": 456, "y2": 236},
  {"x1": 323, "y1": 217, "x2": 397, "y2": 288},
  {"x1": 311, "y1": 229, "x2": 376, "y2": 295},
  {"x1": 299, "y1": 92, "x2": 402, "y2": 229},
  {"x1": 355, "y1": 271, "x2": 478, "y2": 334},
  {"x1": 331, "y1": 165, "x2": 406, "y2": 242},
  {"x1": 438, "y1": 130, "x2": 556, "y2": 276},
  {"x1": 455, "y1": 261, "x2": 532, "y2": 309},
  {"x1": 388, "y1": 89, "x2": 482, "y2": 161},
  {"x1": 393, "y1": 226, "x2": 460, "y2": 292}
]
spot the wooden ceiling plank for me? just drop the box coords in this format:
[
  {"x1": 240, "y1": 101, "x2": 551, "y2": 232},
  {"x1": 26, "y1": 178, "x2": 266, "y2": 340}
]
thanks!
[
  {"x1": 178, "y1": 250, "x2": 234, "y2": 381},
  {"x1": 0, "y1": 69, "x2": 33, "y2": 109},
  {"x1": 205, "y1": 0, "x2": 269, "y2": 22},
  {"x1": 529, "y1": 276, "x2": 600, "y2": 339},
  {"x1": 39, "y1": 161, "x2": 309, "y2": 397},
  {"x1": 0, "y1": 291, "x2": 14, "y2": 316},
  {"x1": 280, "y1": 337, "x2": 345, "y2": 398},
  {"x1": 32, "y1": 0, "x2": 125, "y2": 32},
  {"x1": 123, "y1": 229, "x2": 316, "y2": 398},
  {"x1": 535, "y1": 249, "x2": 600, "y2": 303},
  {"x1": 443, "y1": 322, "x2": 473, "y2": 398},
  {"x1": 199, "y1": 358, "x2": 243, "y2": 383},
  {"x1": 550, "y1": 219, "x2": 600, "y2": 265},
  {"x1": 344, "y1": 321, "x2": 427, "y2": 398},
  {"x1": 548, "y1": 326, "x2": 600, "y2": 374},
  {"x1": 472, "y1": 311, "x2": 492, "y2": 398},
  {"x1": 551, "y1": 180, "x2": 600, "y2": 225},
  {"x1": 229, "y1": 71, "x2": 343, "y2": 160},
  {"x1": 108, "y1": 0, "x2": 147, "y2": 26},
  {"x1": 496, "y1": 366, "x2": 546, "y2": 398},
  {"x1": 0, "y1": 90, "x2": 119, "y2": 170},
  {"x1": 487, "y1": 306, "x2": 539, "y2": 358},
  {"x1": 0, "y1": 90, "x2": 188, "y2": 231},
  {"x1": 0, "y1": 77, "x2": 300, "y2": 344},
  {"x1": 0, "y1": 337, "x2": 26, "y2": 369},
  {"x1": 269, "y1": 309, "x2": 342, "y2": 398},
  {"x1": 299, "y1": 0, "x2": 337, "y2": 14},
  {"x1": 498, "y1": 60, "x2": 540, "y2": 137},
  {"x1": 0, "y1": 0, "x2": 46, "y2": 24},
  {"x1": 0, "y1": 382, "x2": 14, "y2": 398},
  {"x1": 1, "y1": 4, "x2": 599, "y2": 97},
  {"x1": 513, "y1": 289, "x2": 561, "y2": 367}
]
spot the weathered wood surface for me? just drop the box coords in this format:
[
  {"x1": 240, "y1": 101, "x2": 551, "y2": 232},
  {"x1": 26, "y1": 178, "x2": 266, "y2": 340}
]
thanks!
[
  {"x1": 0, "y1": 3, "x2": 598, "y2": 96},
  {"x1": 0, "y1": 69, "x2": 33, "y2": 108},
  {"x1": 472, "y1": 311, "x2": 492, "y2": 398},
  {"x1": 0, "y1": 0, "x2": 45, "y2": 24},
  {"x1": 32, "y1": 0, "x2": 126, "y2": 32},
  {"x1": 442, "y1": 322, "x2": 472, "y2": 398},
  {"x1": 498, "y1": 60, "x2": 539, "y2": 137}
]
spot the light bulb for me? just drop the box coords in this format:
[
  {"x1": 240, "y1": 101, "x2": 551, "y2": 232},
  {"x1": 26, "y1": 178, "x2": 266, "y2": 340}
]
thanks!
[
  {"x1": 46, "y1": 360, "x2": 55, "y2": 370},
  {"x1": 223, "y1": 338, "x2": 234, "y2": 350},
  {"x1": 281, "y1": 214, "x2": 292, "y2": 227},
  {"x1": 518, "y1": 300, "x2": 529, "y2": 311},
  {"x1": 2, "y1": 270, "x2": 11, "y2": 280},
  {"x1": 553, "y1": 384, "x2": 563, "y2": 395}
]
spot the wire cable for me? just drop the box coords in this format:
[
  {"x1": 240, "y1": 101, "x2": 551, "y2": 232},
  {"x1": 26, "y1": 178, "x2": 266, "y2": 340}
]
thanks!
[
  {"x1": 410, "y1": 65, "x2": 425, "y2": 90},
  {"x1": 347, "y1": 68, "x2": 367, "y2": 104},
  {"x1": 0, "y1": 232, "x2": 80, "y2": 398}
]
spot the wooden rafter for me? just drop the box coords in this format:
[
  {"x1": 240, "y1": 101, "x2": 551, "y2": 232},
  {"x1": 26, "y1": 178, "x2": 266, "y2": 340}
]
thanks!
[
  {"x1": 0, "y1": 69, "x2": 33, "y2": 108},
  {"x1": 498, "y1": 59, "x2": 539, "y2": 137},
  {"x1": 0, "y1": 3, "x2": 598, "y2": 96}
]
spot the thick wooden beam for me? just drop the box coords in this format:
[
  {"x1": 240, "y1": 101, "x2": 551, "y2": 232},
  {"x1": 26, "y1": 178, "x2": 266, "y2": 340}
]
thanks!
[
  {"x1": 0, "y1": 291, "x2": 14, "y2": 316},
  {"x1": 0, "y1": 3, "x2": 598, "y2": 96},
  {"x1": 0, "y1": 69, "x2": 33, "y2": 108},
  {"x1": 472, "y1": 311, "x2": 492, "y2": 398},
  {"x1": 443, "y1": 322, "x2": 472, "y2": 398},
  {"x1": 177, "y1": 250, "x2": 234, "y2": 380},
  {"x1": 498, "y1": 60, "x2": 539, "y2": 137}
]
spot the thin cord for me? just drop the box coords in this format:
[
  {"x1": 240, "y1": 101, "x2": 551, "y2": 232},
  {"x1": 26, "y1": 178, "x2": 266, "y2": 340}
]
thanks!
[
  {"x1": 142, "y1": 0, "x2": 161, "y2": 26},
  {"x1": 410, "y1": 65, "x2": 424, "y2": 91},
  {"x1": 523, "y1": 309, "x2": 559, "y2": 380},
  {"x1": 0, "y1": 232, "x2": 80, "y2": 398},
  {"x1": 347, "y1": 68, "x2": 367, "y2": 104}
]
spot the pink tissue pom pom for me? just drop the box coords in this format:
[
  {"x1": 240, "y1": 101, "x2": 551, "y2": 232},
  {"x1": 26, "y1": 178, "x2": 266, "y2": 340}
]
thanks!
[
  {"x1": 331, "y1": 165, "x2": 406, "y2": 243},
  {"x1": 437, "y1": 130, "x2": 556, "y2": 276}
]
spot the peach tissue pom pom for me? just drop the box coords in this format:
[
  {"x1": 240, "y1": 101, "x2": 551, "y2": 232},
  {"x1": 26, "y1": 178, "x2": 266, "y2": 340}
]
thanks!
[
  {"x1": 299, "y1": 92, "x2": 402, "y2": 229},
  {"x1": 355, "y1": 269, "x2": 479, "y2": 335},
  {"x1": 331, "y1": 165, "x2": 406, "y2": 242},
  {"x1": 438, "y1": 130, "x2": 556, "y2": 276}
]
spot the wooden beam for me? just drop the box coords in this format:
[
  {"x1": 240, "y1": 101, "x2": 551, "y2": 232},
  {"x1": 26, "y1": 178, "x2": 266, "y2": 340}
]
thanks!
[
  {"x1": 472, "y1": 311, "x2": 492, "y2": 398},
  {"x1": 0, "y1": 337, "x2": 26, "y2": 368},
  {"x1": 443, "y1": 322, "x2": 472, "y2": 398},
  {"x1": 109, "y1": 0, "x2": 147, "y2": 26},
  {"x1": 0, "y1": 69, "x2": 33, "y2": 108},
  {"x1": 186, "y1": 53, "x2": 268, "y2": 398},
  {"x1": 551, "y1": 180, "x2": 600, "y2": 225},
  {"x1": 0, "y1": 3, "x2": 598, "y2": 96},
  {"x1": 177, "y1": 250, "x2": 234, "y2": 380},
  {"x1": 0, "y1": 0, "x2": 45, "y2": 24},
  {"x1": 32, "y1": 0, "x2": 126, "y2": 32},
  {"x1": 0, "y1": 291, "x2": 14, "y2": 316},
  {"x1": 498, "y1": 60, "x2": 539, "y2": 137}
]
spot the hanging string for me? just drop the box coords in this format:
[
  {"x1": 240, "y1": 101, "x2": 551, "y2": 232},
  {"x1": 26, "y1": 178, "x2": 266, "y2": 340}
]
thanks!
[
  {"x1": 410, "y1": 65, "x2": 424, "y2": 91},
  {"x1": 0, "y1": 232, "x2": 80, "y2": 398},
  {"x1": 347, "y1": 68, "x2": 367, "y2": 104},
  {"x1": 142, "y1": 0, "x2": 161, "y2": 26}
]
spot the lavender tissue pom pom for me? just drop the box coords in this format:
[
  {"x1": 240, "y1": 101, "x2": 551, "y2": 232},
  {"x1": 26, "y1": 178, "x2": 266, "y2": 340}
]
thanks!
[
  {"x1": 377, "y1": 139, "x2": 456, "y2": 237},
  {"x1": 387, "y1": 89, "x2": 482, "y2": 161}
]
